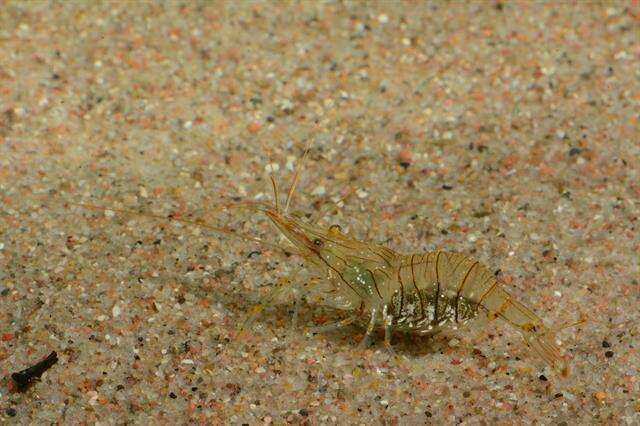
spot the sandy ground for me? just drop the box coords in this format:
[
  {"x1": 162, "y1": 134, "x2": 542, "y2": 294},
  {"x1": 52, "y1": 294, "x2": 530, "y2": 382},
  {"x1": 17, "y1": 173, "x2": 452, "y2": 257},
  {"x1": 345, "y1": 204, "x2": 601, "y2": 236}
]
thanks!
[{"x1": 1, "y1": 1, "x2": 639, "y2": 424}]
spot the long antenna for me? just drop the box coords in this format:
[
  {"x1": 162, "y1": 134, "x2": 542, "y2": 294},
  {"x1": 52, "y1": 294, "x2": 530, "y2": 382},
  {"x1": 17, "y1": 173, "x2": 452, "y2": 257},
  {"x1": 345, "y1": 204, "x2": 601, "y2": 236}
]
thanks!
[
  {"x1": 284, "y1": 138, "x2": 313, "y2": 214},
  {"x1": 72, "y1": 202, "x2": 284, "y2": 251}
]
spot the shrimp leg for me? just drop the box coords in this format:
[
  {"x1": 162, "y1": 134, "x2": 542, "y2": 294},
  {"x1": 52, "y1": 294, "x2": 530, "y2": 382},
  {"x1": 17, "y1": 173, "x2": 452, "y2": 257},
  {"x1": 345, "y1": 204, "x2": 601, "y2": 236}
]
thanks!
[
  {"x1": 382, "y1": 304, "x2": 394, "y2": 350},
  {"x1": 307, "y1": 315, "x2": 358, "y2": 334},
  {"x1": 291, "y1": 275, "x2": 323, "y2": 329},
  {"x1": 306, "y1": 298, "x2": 364, "y2": 334},
  {"x1": 242, "y1": 269, "x2": 329, "y2": 331},
  {"x1": 359, "y1": 307, "x2": 378, "y2": 349},
  {"x1": 241, "y1": 272, "x2": 302, "y2": 331}
]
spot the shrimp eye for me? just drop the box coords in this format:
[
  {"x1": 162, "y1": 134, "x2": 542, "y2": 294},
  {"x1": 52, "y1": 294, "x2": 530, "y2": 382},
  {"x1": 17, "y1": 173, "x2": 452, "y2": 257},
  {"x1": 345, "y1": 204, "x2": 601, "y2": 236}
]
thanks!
[
  {"x1": 313, "y1": 238, "x2": 324, "y2": 248},
  {"x1": 329, "y1": 224, "x2": 342, "y2": 234}
]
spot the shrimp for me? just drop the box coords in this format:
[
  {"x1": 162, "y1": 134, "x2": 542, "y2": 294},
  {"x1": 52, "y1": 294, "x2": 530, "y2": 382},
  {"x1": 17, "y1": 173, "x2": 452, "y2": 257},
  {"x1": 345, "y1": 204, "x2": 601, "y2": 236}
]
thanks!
[
  {"x1": 245, "y1": 145, "x2": 571, "y2": 376},
  {"x1": 77, "y1": 144, "x2": 572, "y2": 377},
  {"x1": 262, "y1": 205, "x2": 570, "y2": 376}
]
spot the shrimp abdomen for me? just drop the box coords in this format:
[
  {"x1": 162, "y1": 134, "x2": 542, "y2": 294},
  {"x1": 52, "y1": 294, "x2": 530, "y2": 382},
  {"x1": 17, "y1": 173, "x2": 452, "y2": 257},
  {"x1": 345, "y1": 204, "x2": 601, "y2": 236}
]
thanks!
[{"x1": 397, "y1": 251, "x2": 567, "y2": 374}]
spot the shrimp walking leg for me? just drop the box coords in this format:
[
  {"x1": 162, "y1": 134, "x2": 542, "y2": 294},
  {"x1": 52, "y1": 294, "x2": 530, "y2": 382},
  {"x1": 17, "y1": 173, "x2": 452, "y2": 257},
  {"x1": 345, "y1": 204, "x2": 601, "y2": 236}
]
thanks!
[
  {"x1": 306, "y1": 316, "x2": 358, "y2": 334},
  {"x1": 359, "y1": 308, "x2": 378, "y2": 349},
  {"x1": 291, "y1": 276, "x2": 327, "y2": 328},
  {"x1": 382, "y1": 304, "x2": 394, "y2": 348},
  {"x1": 286, "y1": 270, "x2": 305, "y2": 329},
  {"x1": 241, "y1": 271, "x2": 302, "y2": 331}
]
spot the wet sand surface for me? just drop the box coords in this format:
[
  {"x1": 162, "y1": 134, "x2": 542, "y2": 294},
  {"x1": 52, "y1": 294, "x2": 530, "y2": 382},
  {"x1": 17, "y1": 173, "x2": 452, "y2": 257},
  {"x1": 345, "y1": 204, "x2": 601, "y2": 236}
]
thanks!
[{"x1": 1, "y1": 2, "x2": 639, "y2": 424}]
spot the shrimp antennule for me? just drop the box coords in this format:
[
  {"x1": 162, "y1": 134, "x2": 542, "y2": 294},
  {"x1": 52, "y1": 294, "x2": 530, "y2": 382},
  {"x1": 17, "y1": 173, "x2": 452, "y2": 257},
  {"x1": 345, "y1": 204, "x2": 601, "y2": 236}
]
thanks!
[{"x1": 284, "y1": 138, "x2": 312, "y2": 214}]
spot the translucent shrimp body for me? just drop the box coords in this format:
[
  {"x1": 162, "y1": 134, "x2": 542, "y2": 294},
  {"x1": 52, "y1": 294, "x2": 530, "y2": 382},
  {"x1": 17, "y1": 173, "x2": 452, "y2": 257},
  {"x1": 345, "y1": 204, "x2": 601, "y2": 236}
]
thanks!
[{"x1": 265, "y1": 209, "x2": 568, "y2": 376}]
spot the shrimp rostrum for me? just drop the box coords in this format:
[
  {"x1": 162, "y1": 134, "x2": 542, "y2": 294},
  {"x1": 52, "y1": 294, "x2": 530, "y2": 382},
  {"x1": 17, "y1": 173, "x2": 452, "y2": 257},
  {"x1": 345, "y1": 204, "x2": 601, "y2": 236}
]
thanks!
[{"x1": 239, "y1": 154, "x2": 570, "y2": 377}]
